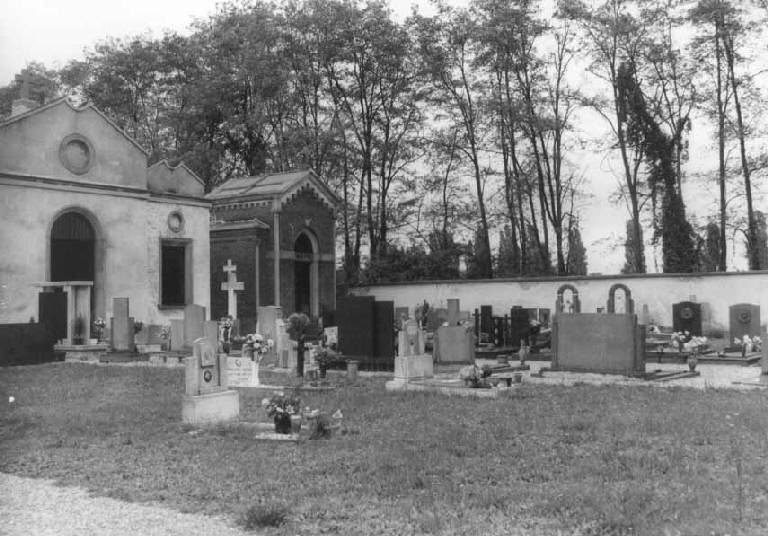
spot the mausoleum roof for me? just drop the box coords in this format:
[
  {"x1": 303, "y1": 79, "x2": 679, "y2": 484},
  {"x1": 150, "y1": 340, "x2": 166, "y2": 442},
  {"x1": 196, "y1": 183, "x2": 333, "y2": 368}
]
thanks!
[{"x1": 206, "y1": 169, "x2": 339, "y2": 211}]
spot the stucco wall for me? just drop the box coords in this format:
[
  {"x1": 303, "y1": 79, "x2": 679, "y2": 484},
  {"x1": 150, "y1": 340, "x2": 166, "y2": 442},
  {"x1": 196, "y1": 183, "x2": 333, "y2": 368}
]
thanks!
[
  {"x1": 0, "y1": 182, "x2": 209, "y2": 326},
  {"x1": 0, "y1": 101, "x2": 147, "y2": 188},
  {"x1": 349, "y1": 272, "x2": 768, "y2": 335}
]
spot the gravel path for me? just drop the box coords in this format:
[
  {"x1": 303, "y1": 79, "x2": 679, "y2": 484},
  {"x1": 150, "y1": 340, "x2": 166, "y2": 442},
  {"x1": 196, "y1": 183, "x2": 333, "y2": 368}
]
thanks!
[{"x1": 0, "y1": 473, "x2": 250, "y2": 536}]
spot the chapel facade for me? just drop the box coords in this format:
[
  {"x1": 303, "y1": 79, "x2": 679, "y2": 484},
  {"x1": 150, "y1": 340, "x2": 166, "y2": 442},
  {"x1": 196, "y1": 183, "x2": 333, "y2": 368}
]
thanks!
[
  {"x1": 207, "y1": 170, "x2": 338, "y2": 332},
  {"x1": 0, "y1": 97, "x2": 211, "y2": 342}
]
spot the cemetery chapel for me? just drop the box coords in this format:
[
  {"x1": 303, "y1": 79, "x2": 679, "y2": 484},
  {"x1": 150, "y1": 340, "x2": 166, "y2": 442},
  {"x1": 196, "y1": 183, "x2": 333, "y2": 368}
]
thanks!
[{"x1": 0, "y1": 95, "x2": 211, "y2": 340}]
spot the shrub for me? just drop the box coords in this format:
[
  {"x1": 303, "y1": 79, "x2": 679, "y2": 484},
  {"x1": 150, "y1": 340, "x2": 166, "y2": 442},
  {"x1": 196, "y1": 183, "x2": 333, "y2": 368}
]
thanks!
[{"x1": 240, "y1": 503, "x2": 288, "y2": 529}]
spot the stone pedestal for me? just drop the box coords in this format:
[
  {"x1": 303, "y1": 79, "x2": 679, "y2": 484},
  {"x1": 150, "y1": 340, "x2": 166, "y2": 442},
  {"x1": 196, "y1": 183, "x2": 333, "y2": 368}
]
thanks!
[
  {"x1": 394, "y1": 354, "x2": 433, "y2": 380},
  {"x1": 182, "y1": 390, "x2": 240, "y2": 425},
  {"x1": 433, "y1": 326, "x2": 475, "y2": 364}
]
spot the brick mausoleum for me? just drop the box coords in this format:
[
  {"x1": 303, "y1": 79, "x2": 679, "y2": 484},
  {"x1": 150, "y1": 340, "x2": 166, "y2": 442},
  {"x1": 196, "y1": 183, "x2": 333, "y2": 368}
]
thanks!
[{"x1": 207, "y1": 170, "x2": 338, "y2": 332}]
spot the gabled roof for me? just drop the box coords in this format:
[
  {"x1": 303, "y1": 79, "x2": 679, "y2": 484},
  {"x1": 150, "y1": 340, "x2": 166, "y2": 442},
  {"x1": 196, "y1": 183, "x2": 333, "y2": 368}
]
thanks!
[
  {"x1": 0, "y1": 96, "x2": 150, "y2": 157},
  {"x1": 206, "y1": 169, "x2": 339, "y2": 211}
]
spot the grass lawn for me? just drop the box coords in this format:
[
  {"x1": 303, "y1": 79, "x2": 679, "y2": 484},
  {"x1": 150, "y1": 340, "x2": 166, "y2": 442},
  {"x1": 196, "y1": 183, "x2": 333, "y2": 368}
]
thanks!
[{"x1": 2, "y1": 363, "x2": 768, "y2": 535}]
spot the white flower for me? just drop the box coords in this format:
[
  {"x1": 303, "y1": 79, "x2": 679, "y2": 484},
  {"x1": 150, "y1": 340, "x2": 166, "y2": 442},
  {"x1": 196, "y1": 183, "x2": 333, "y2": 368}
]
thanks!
[
  {"x1": 267, "y1": 339, "x2": 274, "y2": 348},
  {"x1": 9, "y1": 396, "x2": 14, "y2": 404},
  {"x1": 261, "y1": 397, "x2": 270, "y2": 407}
]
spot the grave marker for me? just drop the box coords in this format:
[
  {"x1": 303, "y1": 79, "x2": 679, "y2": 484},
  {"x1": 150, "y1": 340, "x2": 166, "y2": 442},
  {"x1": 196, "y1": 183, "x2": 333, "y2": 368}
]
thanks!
[
  {"x1": 729, "y1": 304, "x2": 761, "y2": 342},
  {"x1": 111, "y1": 297, "x2": 134, "y2": 351},
  {"x1": 169, "y1": 319, "x2": 185, "y2": 352},
  {"x1": 221, "y1": 259, "x2": 244, "y2": 319},
  {"x1": 673, "y1": 301, "x2": 702, "y2": 336},
  {"x1": 447, "y1": 299, "x2": 460, "y2": 326},
  {"x1": 183, "y1": 304, "x2": 206, "y2": 348},
  {"x1": 182, "y1": 337, "x2": 239, "y2": 424}
]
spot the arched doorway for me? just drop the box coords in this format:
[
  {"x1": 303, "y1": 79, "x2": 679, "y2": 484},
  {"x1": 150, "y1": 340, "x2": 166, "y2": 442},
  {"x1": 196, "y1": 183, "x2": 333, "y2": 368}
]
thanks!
[
  {"x1": 294, "y1": 233, "x2": 313, "y2": 315},
  {"x1": 51, "y1": 212, "x2": 95, "y2": 282}
]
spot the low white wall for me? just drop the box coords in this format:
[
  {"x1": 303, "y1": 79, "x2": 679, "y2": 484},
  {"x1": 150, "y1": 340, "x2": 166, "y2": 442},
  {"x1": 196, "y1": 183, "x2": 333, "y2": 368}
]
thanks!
[{"x1": 349, "y1": 272, "x2": 768, "y2": 335}]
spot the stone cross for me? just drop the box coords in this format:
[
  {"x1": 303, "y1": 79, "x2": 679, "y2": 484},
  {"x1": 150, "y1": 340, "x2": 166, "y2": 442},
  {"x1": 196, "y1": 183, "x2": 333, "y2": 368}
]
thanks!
[{"x1": 221, "y1": 259, "x2": 244, "y2": 319}]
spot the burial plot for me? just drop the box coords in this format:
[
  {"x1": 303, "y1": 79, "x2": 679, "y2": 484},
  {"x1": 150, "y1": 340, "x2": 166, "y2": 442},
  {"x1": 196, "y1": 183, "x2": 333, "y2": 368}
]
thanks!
[
  {"x1": 182, "y1": 337, "x2": 239, "y2": 425},
  {"x1": 673, "y1": 301, "x2": 702, "y2": 336},
  {"x1": 729, "y1": 304, "x2": 761, "y2": 341}
]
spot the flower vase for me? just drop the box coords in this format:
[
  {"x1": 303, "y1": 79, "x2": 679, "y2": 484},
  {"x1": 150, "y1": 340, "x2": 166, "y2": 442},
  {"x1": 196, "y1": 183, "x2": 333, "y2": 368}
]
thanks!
[
  {"x1": 319, "y1": 365, "x2": 327, "y2": 379},
  {"x1": 274, "y1": 413, "x2": 292, "y2": 434},
  {"x1": 687, "y1": 355, "x2": 698, "y2": 372},
  {"x1": 251, "y1": 361, "x2": 260, "y2": 387}
]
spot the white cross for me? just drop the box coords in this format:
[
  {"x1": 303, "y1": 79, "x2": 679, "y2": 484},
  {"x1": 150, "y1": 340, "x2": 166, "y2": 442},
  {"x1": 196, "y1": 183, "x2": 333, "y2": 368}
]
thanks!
[{"x1": 221, "y1": 259, "x2": 244, "y2": 318}]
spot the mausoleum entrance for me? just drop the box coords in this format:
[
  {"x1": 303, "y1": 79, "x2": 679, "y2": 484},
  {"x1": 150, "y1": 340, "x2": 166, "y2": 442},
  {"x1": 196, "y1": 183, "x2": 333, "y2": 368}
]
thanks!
[
  {"x1": 294, "y1": 233, "x2": 313, "y2": 315},
  {"x1": 50, "y1": 211, "x2": 94, "y2": 282}
]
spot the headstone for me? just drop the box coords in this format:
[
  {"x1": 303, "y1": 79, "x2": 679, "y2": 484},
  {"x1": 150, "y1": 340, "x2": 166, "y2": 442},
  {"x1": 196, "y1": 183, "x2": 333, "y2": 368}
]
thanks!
[
  {"x1": 185, "y1": 337, "x2": 226, "y2": 395},
  {"x1": 480, "y1": 306, "x2": 493, "y2": 338},
  {"x1": 204, "y1": 321, "x2": 219, "y2": 348},
  {"x1": 183, "y1": 304, "x2": 206, "y2": 348},
  {"x1": 729, "y1": 304, "x2": 761, "y2": 342},
  {"x1": 182, "y1": 337, "x2": 239, "y2": 425},
  {"x1": 337, "y1": 296, "x2": 375, "y2": 359},
  {"x1": 226, "y1": 355, "x2": 255, "y2": 387},
  {"x1": 169, "y1": 319, "x2": 185, "y2": 352},
  {"x1": 111, "y1": 297, "x2": 134, "y2": 351},
  {"x1": 373, "y1": 301, "x2": 395, "y2": 361},
  {"x1": 492, "y1": 317, "x2": 505, "y2": 346},
  {"x1": 447, "y1": 299, "x2": 460, "y2": 326},
  {"x1": 256, "y1": 306, "x2": 282, "y2": 364},
  {"x1": 433, "y1": 325, "x2": 475, "y2": 364},
  {"x1": 395, "y1": 307, "x2": 410, "y2": 328},
  {"x1": 672, "y1": 301, "x2": 702, "y2": 336},
  {"x1": 392, "y1": 319, "x2": 432, "y2": 382},
  {"x1": 509, "y1": 307, "x2": 531, "y2": 347},
  {"x1": 425, "y1": 308, "x2": 442, "y2": 332},
  {"x1": 221, "y1": 259, "x2": 245, "y2": 319}
]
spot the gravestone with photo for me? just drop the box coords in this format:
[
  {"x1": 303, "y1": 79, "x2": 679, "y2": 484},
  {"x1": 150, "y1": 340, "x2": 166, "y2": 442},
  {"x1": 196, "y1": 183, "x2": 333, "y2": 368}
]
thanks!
[
  {"x1": 729, "y1": 304, "x2": 761, "y2": 342},
  {"x1": 673, "y1": 301, "x2": 702, "y2": 336},
  {"x1": 182, "y1": 337, "x2": 239, "y2": 424}
]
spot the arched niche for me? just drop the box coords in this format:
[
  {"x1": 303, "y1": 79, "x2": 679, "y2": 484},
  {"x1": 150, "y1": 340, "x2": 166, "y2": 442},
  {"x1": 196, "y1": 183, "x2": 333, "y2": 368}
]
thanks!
[
  {"x1": 293, "y1": 229, "x2": 319, "y2": 317},
  {"x1": 607, "y1": 283, "x2": 634, "y2": 314},
  {"x1": 556, "y1": 284, "x2": 580, "y2": 313}
]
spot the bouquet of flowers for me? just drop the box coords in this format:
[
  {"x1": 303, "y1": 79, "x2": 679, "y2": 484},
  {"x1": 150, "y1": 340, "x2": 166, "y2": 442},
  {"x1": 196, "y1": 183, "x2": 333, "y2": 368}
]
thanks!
[
  {"x1": 735, "y1": 335, "x2": 761, "y2": 353},
  {"x1": 682, "y1": 335, "x2": 708, "y2": 354},
  {"x1": 242, "y1": 333, "x2": 273, "y2": 362},
  {"x1": 159, "y1": 325, "x2": 171, "y2": 340},
  {"x1": 670, "y1": 331, "x2": 691, "y2": 352},
  {"x1": 92, "y1": 317, "x2": 106, "y2": 341},
  {"x1": 262, "y1": 392, "x2": 301, "y2": 418}
]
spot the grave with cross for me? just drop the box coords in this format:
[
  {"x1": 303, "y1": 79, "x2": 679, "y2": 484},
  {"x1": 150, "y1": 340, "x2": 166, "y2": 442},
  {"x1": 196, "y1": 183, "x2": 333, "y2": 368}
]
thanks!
[{"x1": 221, "y1": 259, "x2": 245, "y2": 319}]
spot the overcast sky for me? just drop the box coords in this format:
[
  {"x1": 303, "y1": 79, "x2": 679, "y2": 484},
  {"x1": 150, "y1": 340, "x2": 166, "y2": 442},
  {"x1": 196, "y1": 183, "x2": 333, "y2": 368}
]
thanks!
[
  {"x1": 0, "y1": 0, "x2": 439, "y2": 85},
  {"x1": 1, "y1": 0, "x2": 759, "y2": 274}
]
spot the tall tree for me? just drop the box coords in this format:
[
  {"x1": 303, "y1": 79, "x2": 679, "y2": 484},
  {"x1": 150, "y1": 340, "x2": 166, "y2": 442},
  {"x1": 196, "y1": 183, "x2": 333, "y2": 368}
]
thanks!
[{"x1": 413, "y1": 6, "x2": 494, "y2": 278}]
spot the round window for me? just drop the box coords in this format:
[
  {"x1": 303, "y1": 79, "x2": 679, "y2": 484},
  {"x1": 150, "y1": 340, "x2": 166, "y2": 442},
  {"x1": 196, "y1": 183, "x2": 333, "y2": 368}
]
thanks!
[
  {"x1": 59, "y1": 134, "x2": 94, "y2": 175},
  {"x1": 167, "y1": 211, "x2": 184, "y2": 233}
]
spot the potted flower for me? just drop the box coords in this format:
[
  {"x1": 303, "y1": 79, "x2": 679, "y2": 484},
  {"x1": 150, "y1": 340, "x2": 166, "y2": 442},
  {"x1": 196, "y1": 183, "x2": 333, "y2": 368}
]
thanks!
[
  {"x1": 242, "y1": 333, "x2": 274, "y2": 386},
  {"x1": 159, "y1": 325, "x2": 171, "y2": 351},
  {"x1": 262, "y1": 392, "x2": 301, "y2": 434},
  {"x1": 92, "y1": 317, "x2": 106, "y2": 342},
  {"x1": 459, "y1": 364, "x2": 493, "y2": 388}
]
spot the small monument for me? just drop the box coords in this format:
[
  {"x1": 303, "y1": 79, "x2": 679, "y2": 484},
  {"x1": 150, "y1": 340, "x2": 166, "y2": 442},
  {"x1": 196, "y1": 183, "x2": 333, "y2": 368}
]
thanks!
[
  {"x1": 111, "y1": 297, "x2": 135, "y2": 352},
  {"x1": 672, "y1": 301, "x2": 702, "y2": 336},
  {"x1": 182, "y1": 337, "x2": 239, "y2": 425},
  {"x1": 183, "y1": 304, "x2": 206, "y2": 348},
  {"x1": 433, "y1": 299, "x2": 475, "y2": 364},
  {"x1": 386, "y1": 319, "x2": 433, "y2": 391},
  {"x1": 221, "y1": 259, "x2": 244, "y2": 319},
  {"x1": 729, "y1": 304, "x2": 761, "y2": 342}
]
